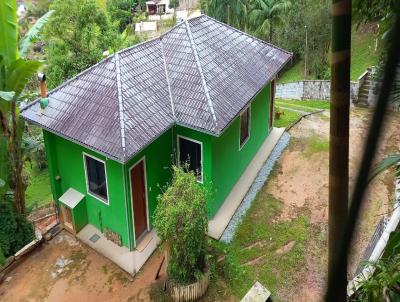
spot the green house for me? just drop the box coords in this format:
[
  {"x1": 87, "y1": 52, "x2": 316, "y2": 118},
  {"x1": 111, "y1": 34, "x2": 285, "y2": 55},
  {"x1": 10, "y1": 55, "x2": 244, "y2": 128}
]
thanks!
[{"x1": 21, "y1": 15, "x2": 291, "y2": 274}]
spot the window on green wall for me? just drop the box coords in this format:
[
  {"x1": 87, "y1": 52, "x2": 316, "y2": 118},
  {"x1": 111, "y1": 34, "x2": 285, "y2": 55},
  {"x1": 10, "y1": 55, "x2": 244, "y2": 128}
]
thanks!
[
  {"x1": 239, "y1": 106, "x2": 250, "y2": 149},
  {"x1": 178, "y1": 136, "x2": 203, "y2": 183},
  {"x1": 83, "y1": 153, "x2": 109, "y2": 204}
]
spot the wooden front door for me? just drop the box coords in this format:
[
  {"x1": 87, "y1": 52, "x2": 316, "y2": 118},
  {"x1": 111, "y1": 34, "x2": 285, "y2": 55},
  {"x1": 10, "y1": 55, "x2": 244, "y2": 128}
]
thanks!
[
  {"x1": 269, "y1": 79, "x2": 276, "y2": 129},
  {"x1": 131, "y1": 160, "x2": 148, "y2": 240}
]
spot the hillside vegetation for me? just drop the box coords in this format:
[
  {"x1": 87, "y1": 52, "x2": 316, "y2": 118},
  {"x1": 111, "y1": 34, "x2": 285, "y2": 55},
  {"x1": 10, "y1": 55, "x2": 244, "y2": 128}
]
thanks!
[{"x1": 278, "y1": 24, "x2": 379, "y2": 83}]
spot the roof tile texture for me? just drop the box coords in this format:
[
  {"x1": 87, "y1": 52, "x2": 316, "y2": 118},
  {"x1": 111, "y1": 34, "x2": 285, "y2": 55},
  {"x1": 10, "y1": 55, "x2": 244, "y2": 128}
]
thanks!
[{"x1": 21, "y1": 15, "x2": 291, "y2": 162}]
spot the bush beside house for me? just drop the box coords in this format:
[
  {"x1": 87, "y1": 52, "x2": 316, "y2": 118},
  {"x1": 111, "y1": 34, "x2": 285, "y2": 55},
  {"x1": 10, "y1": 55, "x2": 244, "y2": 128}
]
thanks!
[
  {"x1": 0, "y1": 197, "x2": 35, "y2": 258},
  {"x1": 154, "y1": 166, "x2": 209, "y2": 284}
]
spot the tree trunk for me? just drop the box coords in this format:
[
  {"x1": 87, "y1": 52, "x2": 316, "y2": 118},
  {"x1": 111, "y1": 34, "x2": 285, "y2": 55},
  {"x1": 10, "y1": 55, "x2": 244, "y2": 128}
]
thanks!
[
  {"x1": 10, "y1": 101, "x2": 25, "y2": 215},
  {"x1": 327, "y1": 0, "x2": 351, "y2": 301}
]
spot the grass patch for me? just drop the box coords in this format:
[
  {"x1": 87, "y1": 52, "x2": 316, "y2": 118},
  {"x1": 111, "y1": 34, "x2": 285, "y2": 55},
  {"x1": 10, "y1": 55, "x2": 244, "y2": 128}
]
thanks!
[
  {"x1": 274, "y1": 109, "x2": 302, "y2": 128},
  {"x1": 278, "y1": 61, "x2": 304, "y2": 83},
  {"x1": 277, "y1": 99, "x2": 330, "y2": 110},
  {"x1": 25, "y1": 164, "x2": 53, "y2": 212},
  {"x1": 305, "y1": 135, "x2": 329, "y2": 156},
  {"x1": 350, "y1": 26, "x2": 379, "y2": 81},
  {"x1": 205, "y1": 191, "x2": 310, "y2": 301}
]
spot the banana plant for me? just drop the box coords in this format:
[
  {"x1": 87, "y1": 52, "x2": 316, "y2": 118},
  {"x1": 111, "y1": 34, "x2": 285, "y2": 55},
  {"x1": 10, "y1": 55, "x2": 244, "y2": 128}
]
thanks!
[{"x1": 0, "y1": 0, "x2": 47, "y2": 214}]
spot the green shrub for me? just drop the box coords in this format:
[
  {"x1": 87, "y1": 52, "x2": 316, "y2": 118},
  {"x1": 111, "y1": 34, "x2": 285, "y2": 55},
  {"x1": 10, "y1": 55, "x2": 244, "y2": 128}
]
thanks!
[
  {"x1": 154, "y1": 166, "x2": 209, "y2": 284},
  {"x1": 33, "y1": 142, "x2": 48, "y2": 171},
  {"x1": 0, "y1": 196, "x2": 35, "y2": 257}
]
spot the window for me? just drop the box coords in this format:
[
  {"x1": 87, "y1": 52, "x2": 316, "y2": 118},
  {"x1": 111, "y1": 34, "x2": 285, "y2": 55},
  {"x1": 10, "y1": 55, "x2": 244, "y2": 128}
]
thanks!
[
  {"x1": 178, "y1": 136, "x2": 203, "y2": 183},
  {"x1": 84, "y1": 154, "x2": 108, "y2": 203},
  {"x1": 240, "y1": 106, "x2": 250, "y2": 149},
  {"x1": 157, "y1": 4, "x2": 166, "y2": 14}
]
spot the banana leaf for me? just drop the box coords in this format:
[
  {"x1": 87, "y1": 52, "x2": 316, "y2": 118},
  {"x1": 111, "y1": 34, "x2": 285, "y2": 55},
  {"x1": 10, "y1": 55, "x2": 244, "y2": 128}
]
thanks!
[
  {"x1": 5, "y1": 59, "x2": 41, "y2": 97},
  {"x1": 19, "y1": 10, "x2": 55, "y2": 58},
  {"x1": 0, "y1": 0, "x2": 18, "y2": 65}
]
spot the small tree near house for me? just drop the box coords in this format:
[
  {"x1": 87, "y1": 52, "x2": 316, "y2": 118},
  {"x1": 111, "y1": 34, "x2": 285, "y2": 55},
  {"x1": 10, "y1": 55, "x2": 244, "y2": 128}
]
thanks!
[{"x1": 154, "y1": 166, "x2": 208, "y2": 284}]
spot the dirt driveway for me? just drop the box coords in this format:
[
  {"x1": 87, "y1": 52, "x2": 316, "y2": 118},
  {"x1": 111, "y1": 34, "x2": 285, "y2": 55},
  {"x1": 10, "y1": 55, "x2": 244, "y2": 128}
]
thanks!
[{"x1": 0, "y1": 231, "x2": 166, "y2": 302}]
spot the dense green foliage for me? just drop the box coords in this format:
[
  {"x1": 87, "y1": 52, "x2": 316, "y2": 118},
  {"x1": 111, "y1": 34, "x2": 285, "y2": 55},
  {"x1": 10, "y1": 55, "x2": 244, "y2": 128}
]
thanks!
[
  {"x1": 274, "y1": 0, "x2": 331, "y2": 79},
  {"x1": 0, "y1": 247, "x2": 5, "y2": 267},
  {"x1": 353, "y1": 0, "x2": 399, "y2": 40},
  {"x1": 25, "y1": 164, "x2": 52, "y2": 212},
  {"x1": 0, "y1": 0, "x2": 43, "y2": 214},
  {"x1": 202, "y1": 0, "x2": 291, "y2": 41},
  {"x1": 202, "y1": 0, "x2": 331, "y2": 79},
  {"x1": 350, "y1": 231, "x2": 400, "y2": 301},
  {"x1": 107, "y1": 0, "x2": 136, "y2": 33},
  {"x1": 0, "y1": 196, "x2": 35, "y2": 257},
  {"x1": 27, "y1": 0, "x2": 52, "y2": 19},
  {"x1": 154, "y1": 166, "x2": 208, "y2": 284},
  {"x1": 43, "y1": 0, "x2": 119, "y2": 89}
]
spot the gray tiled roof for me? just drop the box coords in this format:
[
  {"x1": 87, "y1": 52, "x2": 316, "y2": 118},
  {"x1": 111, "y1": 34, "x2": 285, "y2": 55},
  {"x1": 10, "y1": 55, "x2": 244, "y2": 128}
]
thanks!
[{"x1": 21, "y1": 15, "x2": 291, "y2": 163}]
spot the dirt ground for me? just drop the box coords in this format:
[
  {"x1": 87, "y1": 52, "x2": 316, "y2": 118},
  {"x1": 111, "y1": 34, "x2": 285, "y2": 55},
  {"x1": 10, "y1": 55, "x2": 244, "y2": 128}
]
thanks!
[
  {"x1": 0, "y1": 108, "x2": 399, "y2": 302},
  {"x1": 269, "y1": 108, "x2": 400, "y2": 301},
  {"x1": 0, "y1": 231, "x2": 167, "y2": 302}
]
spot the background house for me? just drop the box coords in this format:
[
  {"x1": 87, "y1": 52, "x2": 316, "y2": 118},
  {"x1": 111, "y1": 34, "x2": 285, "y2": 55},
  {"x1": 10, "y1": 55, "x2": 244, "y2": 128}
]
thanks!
[
  {"x1": 145, "y1": 0, "x2": 174, "y2": 16},
  {"x1": 21, "y1": 15, "x2": 291, "y2": 275}
]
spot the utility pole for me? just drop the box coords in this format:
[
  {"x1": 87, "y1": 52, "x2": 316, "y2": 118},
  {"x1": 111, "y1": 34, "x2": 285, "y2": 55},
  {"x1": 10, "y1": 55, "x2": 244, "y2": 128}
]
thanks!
[
  {"x1": 327, "y1": 0, "x2": 351, "y2": 301},
  {"x1": 304, "y1": 25, "x2": 308, "y2": 79}
]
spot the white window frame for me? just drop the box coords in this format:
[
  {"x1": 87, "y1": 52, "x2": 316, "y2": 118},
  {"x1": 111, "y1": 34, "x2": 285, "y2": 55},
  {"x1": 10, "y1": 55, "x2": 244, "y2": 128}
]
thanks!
[
  {"x1": 177, "y1": 135, "x2": 204, "y2": 184},
  {"x1": 83, "y1": 152, "x2": 109, "y2": 205},
  {"x1": 128, "y1": 156, "x2": 150, "y2": 241},
  {"x1": 239, "y1": 104, "x2": 251, "y2": 150}
]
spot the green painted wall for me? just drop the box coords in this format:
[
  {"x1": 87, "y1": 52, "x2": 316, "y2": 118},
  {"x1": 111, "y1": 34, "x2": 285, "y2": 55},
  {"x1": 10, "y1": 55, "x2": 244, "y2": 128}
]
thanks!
[
  {"x1": 123, "y1": 128, "x2": 174, "y2": 249},
  {"x1": 72, "y1": 199, "x2": 88, "y2": 232},
  {"x1": 210, "y1": 83, "x2": 271, "y2": 215},
  {"x1": 172, "y1": 83, "x2": 271, "y2": 216},
  {"x1": 43, "y1": 82, "x2": 271, "y2": 250},
  {"x1": 43, "y1": 130, "x2": 130, "y2": 248}
]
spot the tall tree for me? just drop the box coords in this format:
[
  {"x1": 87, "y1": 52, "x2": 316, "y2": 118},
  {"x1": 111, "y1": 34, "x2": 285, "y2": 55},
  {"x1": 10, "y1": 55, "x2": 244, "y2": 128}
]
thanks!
[
  {"x1": 43, "y1": 0, "x2": 118, "y2": 89},
  {"x1": 202, "y1": 0, "x2": 247, "y2": 29},
  {"x1": 248, "y1": 0, "x2": 291, "y2": 41},
  {"x1": 327, "y1": 0, "x2": 351, "y2": 301},
  {"x1": 107, "y1": 0, "x2": 136, "y2": 33}
]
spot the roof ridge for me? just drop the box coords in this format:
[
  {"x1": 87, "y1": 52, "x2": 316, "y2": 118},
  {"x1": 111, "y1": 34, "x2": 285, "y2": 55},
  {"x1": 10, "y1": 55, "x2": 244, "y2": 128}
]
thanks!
[
  {"x1": 114, "y1": 53, "x2": 126, "y2": 157},
  {"x1": 184, "y1": 19, "x2": 218, "y2": 131},
  {"x1": 194, "y1": 15, "x2": 292, "y2": 56},
  {"x1": 159, "y1": 38, "x2": 176, "y2": 120}
]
